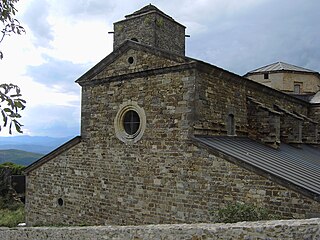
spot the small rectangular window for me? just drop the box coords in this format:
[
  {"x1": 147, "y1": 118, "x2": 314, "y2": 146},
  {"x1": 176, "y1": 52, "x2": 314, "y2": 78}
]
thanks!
[
  {"x1": 264, "y1": 73, "x2": 269, "y2": 79},
  {"x1": 294, "y1": 84, "x2": 301, "y2": 94}
]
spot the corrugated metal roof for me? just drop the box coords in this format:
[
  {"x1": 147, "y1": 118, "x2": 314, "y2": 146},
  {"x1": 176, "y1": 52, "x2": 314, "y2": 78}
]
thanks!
[
  {"x1": 195, "y1": 136, "x2": 320, "y2": 196},
  {"x1": 247, "y1": 61, "x2": 317, "y2": 74}
]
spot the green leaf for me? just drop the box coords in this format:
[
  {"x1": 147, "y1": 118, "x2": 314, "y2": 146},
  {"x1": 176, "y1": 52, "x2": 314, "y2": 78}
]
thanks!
[
  {"x1": 9, "y1": 122, "x2": 12, "y2": 135},
  {"x1": 13, "y1": 120, "x2": 23, "y2": 133}
]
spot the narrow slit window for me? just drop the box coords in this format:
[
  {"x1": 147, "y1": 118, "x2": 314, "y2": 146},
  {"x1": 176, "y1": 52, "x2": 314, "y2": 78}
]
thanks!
[{"x1": 227, "y1": 114, "x2": 235, "y2": 136}]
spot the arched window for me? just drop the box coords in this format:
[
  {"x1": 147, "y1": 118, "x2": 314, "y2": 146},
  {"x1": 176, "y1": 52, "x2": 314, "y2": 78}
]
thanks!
[{"x1": 227, "y1": 114, "x2": 235, "y2": 136}]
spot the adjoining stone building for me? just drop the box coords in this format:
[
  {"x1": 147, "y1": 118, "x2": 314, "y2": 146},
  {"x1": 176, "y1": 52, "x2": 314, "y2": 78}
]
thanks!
[
  {"x1": 244, "y1": 61, "x2": 320, "y2": 99},
  {"x1": 24, "y1": 5, "x2": 320, "y2": 226}
]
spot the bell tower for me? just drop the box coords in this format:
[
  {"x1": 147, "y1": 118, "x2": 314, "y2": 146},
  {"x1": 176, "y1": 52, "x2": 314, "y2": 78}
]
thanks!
[{"x1": 113, "y1": 4, "x2": 186, "y2": 56}]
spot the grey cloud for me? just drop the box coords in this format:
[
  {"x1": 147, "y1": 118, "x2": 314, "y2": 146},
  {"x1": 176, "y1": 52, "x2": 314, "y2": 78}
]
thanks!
[
  {"x1": 60, "y1": 0, "x2": 116, "y2": 19},
  {"x1": 26, "y1": 56, "x2": 88, "y2": 94},
  {"x1": 23, "y1": 105, "x2": 80, "y2": 137},
  {"x1": 181, "y1": 0, "x2": 320, "y2": 75},
  {"x1": 22, "y1": 0, "x2": 53, "y2": 47}
]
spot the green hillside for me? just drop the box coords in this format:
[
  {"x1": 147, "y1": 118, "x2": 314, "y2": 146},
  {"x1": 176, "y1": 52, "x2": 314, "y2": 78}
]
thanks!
[{"x1": 0, "y1": 149, "x2": 43, "y2": 166}]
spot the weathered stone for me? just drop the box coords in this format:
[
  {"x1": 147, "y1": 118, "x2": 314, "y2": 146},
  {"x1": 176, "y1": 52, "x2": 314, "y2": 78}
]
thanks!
[
  {"x1": 2, "y1": 219, "x2": 320, "y2": 240},
  {"x1": 24, "y1": 5, "x2": 320, "y2": 227}
]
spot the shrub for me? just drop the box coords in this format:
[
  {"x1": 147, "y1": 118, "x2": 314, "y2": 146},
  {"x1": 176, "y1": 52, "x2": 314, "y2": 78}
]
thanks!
[
  {"x1": 214, "y1": 203, "x2": 279, "y2": 223},
  {"x1": 0, "y1": 205, "x2": 25, "y2": 227},
  {"x1": 0, "y1": 162, "x2": 26, "y2": 175}
]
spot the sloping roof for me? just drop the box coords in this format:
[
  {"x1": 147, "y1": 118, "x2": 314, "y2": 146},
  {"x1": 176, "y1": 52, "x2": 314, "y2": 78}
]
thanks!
[
  {"x1": 125, "y1": 4, "x2": 173, "y2": 20},
  {"x1": 288, "y1": 93, "x2": 316, "y2": 102},
  {"x1": 310, "y1": 91, "x2": 320, "y2": 104},
  {"x1": 24, "y1": 136, "x2": 81, "y2": 174},
  {"x1": 247, "y1": 61, "x2": 317, "y2": 74},
  {"x1": 195, "y1": 136, "x2": 320, "y2": 199},
  {"x1": 75, "y1": 40, "x2": 309, "y2": 107},
  {"x1": 76, "y1": 40, "x2": 193, "y2": 84}
]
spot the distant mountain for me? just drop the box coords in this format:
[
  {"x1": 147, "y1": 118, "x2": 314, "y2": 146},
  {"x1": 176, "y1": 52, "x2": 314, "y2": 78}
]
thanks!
[
  {"x1": 0, "y1": 149, "x2": 44, "y2": 166},
  {"x1": 0, "y1": 136, "x2": 73, "y2": 154}
]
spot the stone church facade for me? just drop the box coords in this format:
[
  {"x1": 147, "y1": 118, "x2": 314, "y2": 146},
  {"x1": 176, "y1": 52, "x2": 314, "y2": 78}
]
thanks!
[{"x1": 24, "y1": 5, "x2": 320, "y2": 226}]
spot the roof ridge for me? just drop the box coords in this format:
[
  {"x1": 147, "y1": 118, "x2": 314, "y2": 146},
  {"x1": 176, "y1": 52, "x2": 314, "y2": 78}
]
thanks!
[
  {"x1": 125, "y1": 4, "x2": 172, "y2": 19},
  {"x1": 246, "y1": 61, "x2": 317, "y2": 74}
]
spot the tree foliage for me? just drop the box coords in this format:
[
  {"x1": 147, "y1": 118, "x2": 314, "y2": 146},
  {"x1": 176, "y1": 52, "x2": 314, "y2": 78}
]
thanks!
[
  {"x1": 0, "y1": 84, "x2": 25, "y2": 133},
  {"x1": 0, "y1": 0, "x2": 25, "y2": 59},
  {"x1": 1, "y1": 0, "x2": 26, "y2": 134}
]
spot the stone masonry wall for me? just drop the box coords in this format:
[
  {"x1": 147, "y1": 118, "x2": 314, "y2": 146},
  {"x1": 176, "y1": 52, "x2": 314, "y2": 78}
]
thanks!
[
  {"x1": 27, "y1": 63, "x2": 198, "y2": 226},
  {"x1": 26, "y1": 135, "x2": 320, "y2": 226},
  {"x1": 246, "y1": 98, "x2": 281, "y2": 148},
  {"x1": 246, "y1": 72, "x2": 320, "y2": 94},
  {"x1": 194, "y1": 67, "x2": 311, "y2": 138},
  {"x1": 26, "y1": 51, "x2": 320, "y2": 226},
  {"x1": 91, "y1": 48, "x2": 187, "y2": 81},
  {"x1": 114, "y1": 12, "x2": 185, "y2": 55},
  {"x1": 1, "y1": 219, "x2": 320, "y2": 240}
]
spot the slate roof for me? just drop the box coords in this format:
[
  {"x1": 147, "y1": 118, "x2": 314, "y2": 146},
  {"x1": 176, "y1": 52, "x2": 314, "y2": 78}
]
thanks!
[
  {"x1": 246, "y1": 61, "x2": 317, "y2": 74},
  {"x1": 195, "y1": 136, "x2": 320, "y2": 199}
]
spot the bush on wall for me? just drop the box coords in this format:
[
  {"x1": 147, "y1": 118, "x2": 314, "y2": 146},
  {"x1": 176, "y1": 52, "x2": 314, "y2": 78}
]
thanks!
[{"x1": 214, "y1": 202, "x2": 279, "y2": 223}]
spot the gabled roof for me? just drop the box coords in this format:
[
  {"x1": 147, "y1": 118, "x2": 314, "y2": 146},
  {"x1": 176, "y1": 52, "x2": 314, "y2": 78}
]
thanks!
[
  {"x1": 75, "y1": 40, "x2": 310, "y2": 107},
  {"x1": 194, "y1": 136, "x2": 320, "y2": 200},
  {"x1": 76, "y1": 40, "x2": 193, "y2": 84},
  {"x1": 246, "y1": 61, "x2": 318, "y2": 74}
]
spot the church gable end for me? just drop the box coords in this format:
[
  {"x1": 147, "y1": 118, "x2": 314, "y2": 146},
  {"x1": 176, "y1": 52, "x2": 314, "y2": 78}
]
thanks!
[
  {"x1": 76, "y1": 41, "x2": 192, "y2": 84},
  {"x1": 91, "y1": 46, "x2": 190, "y2": 81}
]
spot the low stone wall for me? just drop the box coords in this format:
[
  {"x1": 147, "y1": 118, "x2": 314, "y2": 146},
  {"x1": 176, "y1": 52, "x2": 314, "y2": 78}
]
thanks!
[{"x1": 1, "y1": 218, "x2": 320, "y2": 240}]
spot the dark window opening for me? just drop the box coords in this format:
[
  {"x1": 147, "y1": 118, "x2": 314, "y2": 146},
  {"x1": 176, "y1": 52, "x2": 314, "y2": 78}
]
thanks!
[
  {"x1": 227, "y1": 114, "x2": 235, "y2": 136},
  {"x1": 264, "y1": 73, "x2": 269, "y2": 79},
  {"x1": 123, "y1": 110, "x2": 140, "y2": 135},
  {"x1": 294, "y1": 84, "x2": 301, "y2": 94},
  {"x1": 128, "y1": 57, "x2": 134, "y2": 64},
  {"x1": 58, "y1": 198, "x2": 64, "y2": 206}
]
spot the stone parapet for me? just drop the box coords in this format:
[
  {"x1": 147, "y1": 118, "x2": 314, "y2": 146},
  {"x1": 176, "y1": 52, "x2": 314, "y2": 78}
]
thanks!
[{"x1": 1, "y1": 219, "x2": 320, "y2": 240}]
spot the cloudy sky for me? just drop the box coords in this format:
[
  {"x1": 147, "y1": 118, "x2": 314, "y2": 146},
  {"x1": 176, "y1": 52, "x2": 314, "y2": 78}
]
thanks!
[{"x1": 1, "y1": 0, "x2": 319, "y2": 137}]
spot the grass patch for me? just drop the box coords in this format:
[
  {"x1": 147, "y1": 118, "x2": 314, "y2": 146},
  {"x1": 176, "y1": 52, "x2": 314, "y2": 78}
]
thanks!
[
  {"x1": 0, "y1": 206, "x2": 25, "y2": 227},
  {"x1": 0, "y1": 196, "x2": 25, "y2": 227}
]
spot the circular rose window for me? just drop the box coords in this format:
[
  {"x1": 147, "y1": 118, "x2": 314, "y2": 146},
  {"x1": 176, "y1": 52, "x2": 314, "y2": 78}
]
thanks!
[{"x1": 114, "y1": 101, "x2": 146, "y2": 144}]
